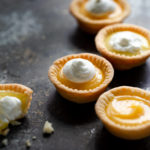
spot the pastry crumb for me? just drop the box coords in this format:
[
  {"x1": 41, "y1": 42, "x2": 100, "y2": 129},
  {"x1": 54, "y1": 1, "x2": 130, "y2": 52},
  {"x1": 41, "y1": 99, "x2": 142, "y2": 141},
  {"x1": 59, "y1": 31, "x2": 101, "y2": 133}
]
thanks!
[
  {"x1": 10, "y1": 120, "x2": 21, "y2": 126},
  {"x1": 26, "y1": 139, "x2": 31, "y2": 148},
  {"x1": 32, "y1": 136, "x2": 37, "y2": 140},
  {"x1": 43, "y1": 121, "x2": 54, "y2": 134},
  {"x1": 2, "y1": 139, "x2": 8, "y2": 146},
  {"x1": 1, "y1": 128, "x2": 10, "y2": 136}
]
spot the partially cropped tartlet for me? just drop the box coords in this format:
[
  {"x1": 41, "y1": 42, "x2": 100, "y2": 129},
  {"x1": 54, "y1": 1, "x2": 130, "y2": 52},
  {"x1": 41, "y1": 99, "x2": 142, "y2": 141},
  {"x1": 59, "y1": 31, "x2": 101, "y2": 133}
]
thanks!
[
  {"x1": 48, "y1": 53, "x2": 114, "y2": 103},
  {"x1": 0, "y1": 84, "x2": 33, "y2": 134},
  {"x1": 70, "y1": 0, "x2": 130, "y2": 34},
  {"x1": 95, "y1": 24, "x2": 150, "y2": 70},
  {"x1": 95, "y1": 86, "x2": 150, "y2": 140}
]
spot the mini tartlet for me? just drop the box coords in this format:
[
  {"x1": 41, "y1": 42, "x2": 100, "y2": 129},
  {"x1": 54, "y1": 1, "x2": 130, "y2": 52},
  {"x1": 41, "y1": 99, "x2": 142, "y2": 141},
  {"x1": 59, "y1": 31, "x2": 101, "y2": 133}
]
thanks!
[
  {"x1": 95, "y1": 86, "x2": 150, "y2": 140},
  {"x1": 0, "y1": 84, "x2": 33, "y2": 134},
  {"x1": 48, "y1": 53, "x2": 114, "y2": 103},
  {"x1": 95, "y1": 24, "x2": 150, "y2": 70},
  {"x1": 70, "y1": 0, "x2": 130, "y2": 34}
]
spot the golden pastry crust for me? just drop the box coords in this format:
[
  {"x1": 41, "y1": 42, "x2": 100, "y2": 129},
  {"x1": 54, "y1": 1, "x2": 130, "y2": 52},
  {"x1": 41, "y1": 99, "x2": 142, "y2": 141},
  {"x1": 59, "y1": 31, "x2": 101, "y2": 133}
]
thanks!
[
  {"x1": 48, "y1": 53, "x2": 114, "y2": 103},
  {"x1": 70, "y1": 0, "x2": 130, "y2": 34},
  {"x1": 0, "y1": 84, "x2": 33, "y2": 117},
  {"x1": 95, "y1": 86, "x2": 150, "y2": 140},
  {"x1": 95, "y1": 24, "x2": 150, "y2": 70}
]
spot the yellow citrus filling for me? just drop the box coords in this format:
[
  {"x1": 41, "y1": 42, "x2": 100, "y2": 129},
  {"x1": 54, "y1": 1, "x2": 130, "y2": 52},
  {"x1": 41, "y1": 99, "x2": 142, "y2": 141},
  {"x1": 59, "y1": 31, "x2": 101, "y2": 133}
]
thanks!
[
  {"x1": 58, "y1": 66, "x2": 104, "y2": 90},
  {"x1": 106, "y1": 32, "x2": 150, "y2": 56},
  {"x1": 80, "y1": 0, "x2": 121, "y2": 20},
  {"x1": 106, "y1": 95, "x2": 150, "y2": 126},
  {"x1": 0, "y1": 91, "x2": 29, "y2": 131}
]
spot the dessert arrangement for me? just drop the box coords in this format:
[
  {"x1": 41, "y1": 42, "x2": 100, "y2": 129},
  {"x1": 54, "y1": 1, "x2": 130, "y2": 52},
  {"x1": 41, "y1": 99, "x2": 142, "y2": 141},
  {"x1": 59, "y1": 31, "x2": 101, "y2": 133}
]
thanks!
[
  {"x1": 95, "y1": 86, "x2": 150, "y2": 139},
  {"x1": 2, "y1": 0, "x2": 150, "y2": 147},
  {"x1": 49, "y1": 0, "x2": 150, "y2": 140}
]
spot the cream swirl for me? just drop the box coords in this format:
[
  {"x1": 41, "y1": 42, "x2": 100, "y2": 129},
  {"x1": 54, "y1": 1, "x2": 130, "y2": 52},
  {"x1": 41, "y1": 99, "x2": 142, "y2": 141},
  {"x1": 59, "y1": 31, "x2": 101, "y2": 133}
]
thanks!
[
  {"x1": 0, "y1": 96, "x2": 22, "y2": 122},
  {"x1": 85, "y1": 0, "x2": 116, "y2": 14},
  {"x1": 106, "y1": 96, "x2": 150, "y2": 125},
  {"x1": 62, "y1": 58, "x2": 96, "y2": 83},
  {"x1": 109, "y1": 31, "x2": 148, "y2": 53}
]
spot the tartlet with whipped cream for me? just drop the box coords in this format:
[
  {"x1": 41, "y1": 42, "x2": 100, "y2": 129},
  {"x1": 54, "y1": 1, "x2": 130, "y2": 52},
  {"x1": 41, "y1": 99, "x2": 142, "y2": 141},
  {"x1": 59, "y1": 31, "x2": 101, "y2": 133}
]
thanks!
[
  {"x1": 0, "y1": 84, "x2": 33, "y2": 134},
  {"x1": 48, "y1": 53, "x2": 114, "y2": 103},
  {"x1": 95, "y1": 86, "x2": 150, "y2": 140},
  {"x1": 95, "y1": 24, "x2": 150, "y2": 70},
  {"x1": 70, "y1": 0, "x2": 130, "y2": 34}
]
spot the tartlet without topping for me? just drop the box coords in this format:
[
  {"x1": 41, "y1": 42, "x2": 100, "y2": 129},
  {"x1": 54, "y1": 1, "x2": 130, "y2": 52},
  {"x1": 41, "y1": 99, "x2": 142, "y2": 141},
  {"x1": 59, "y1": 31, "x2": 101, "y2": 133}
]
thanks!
[{"x1": 95, "y1": 86, "x2": 150, "y2": 140}]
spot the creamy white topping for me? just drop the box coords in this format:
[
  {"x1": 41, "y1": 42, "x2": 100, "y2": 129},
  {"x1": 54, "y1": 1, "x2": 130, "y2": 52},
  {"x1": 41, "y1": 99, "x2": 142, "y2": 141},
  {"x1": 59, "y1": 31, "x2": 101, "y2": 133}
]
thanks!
[
  {"x1": 85, "y1": 0, "x2": 116, "y2": 14},
  {"x1": 0, "y1": 96, "x2": 22, "y2": 122},
  {"x1": 109, "y1": 31, "x2": 148, "y2": 53},
  {"x1": 63, "y1": 58, "x2": 96, "y2": 83}
]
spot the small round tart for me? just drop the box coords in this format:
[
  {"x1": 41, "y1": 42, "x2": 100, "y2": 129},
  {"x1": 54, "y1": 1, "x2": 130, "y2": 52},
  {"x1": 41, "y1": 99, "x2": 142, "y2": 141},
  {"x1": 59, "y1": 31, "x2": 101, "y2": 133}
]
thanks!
[
  {"x1": 48, "y1": 53, "x2": 114, "y2": 103},
  {"x1": 0, "y1": 84, "x2": 33, "y2": 135},
  {"x1": 70, "y1": 0, "x2": 130, "y2": 34},
  {"x1": 95, "y1": 24, "x2": 150, "y2": 70},
  {"x1": 95, "y1": 86, "x2": 150, "y2": 140}
]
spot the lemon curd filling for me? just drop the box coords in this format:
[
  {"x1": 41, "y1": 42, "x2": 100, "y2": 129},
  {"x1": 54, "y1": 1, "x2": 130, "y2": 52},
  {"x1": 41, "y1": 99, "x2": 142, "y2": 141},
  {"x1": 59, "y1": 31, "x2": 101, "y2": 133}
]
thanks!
[
  {"x1": 80, "y1": 0, "x2": 122, "y2": 20},
  {"x1": 106, "y1": 95, "x2": 150, "y2": 126},
  {"x1": 106, "y1": 31, "x2": 150, "y2": 56},
  {"x1": 0, "y1": 90, "x2": 29, "y2": 131},
  {"x1": 58, "y1": 66, "x2": 104, "y2": 90}
]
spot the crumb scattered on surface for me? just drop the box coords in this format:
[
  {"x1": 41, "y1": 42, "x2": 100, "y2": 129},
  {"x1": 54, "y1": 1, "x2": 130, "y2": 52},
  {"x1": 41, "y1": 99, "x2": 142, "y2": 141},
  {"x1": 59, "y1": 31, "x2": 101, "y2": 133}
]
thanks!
[
  {"x1": 2, "y1": 139, "x2": 8, "y2": 146},
  {"x1": 1, "y1": 128, "x2": 10, "y2": 136},
  {"x1": 10, "y1": 120, "x2": 21, "y2": 126},
  {"x1": 26, "y1": 139, "x2": 31, "y2": 148},
  {"x1": 43, "y1": 121, "x2": 54, "y2": 134},
  {"x1": 41, "y1": 35, "x2": 46, "y2": 40},
  {"x1": 32, "y1": 136, "x2": 37, "y2": 140}
]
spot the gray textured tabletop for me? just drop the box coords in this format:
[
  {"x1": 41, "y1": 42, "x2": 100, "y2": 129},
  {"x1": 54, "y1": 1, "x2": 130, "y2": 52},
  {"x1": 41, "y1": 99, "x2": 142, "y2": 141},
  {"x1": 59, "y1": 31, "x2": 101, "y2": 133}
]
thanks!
[{"x1": 0, "y1": 0, "x2": 150, "y2": 149}]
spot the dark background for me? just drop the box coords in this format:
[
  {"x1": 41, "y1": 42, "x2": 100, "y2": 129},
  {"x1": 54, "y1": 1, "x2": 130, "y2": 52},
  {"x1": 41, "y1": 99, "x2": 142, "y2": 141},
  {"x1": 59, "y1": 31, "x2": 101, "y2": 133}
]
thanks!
[{"x1": 0, "y1": 0, "x2": 150, "y2": 149}]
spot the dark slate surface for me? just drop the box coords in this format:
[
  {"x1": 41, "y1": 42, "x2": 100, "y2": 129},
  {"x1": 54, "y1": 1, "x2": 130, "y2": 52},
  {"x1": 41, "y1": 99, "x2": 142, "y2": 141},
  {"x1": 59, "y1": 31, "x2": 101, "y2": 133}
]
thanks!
[{"x1": 0, "y1": 0, "x2": 150, "y2": 149}]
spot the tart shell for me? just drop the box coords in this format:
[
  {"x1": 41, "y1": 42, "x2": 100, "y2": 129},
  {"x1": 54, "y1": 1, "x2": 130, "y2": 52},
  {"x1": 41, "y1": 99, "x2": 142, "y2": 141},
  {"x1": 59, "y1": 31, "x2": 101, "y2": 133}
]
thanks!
[
  {"x1": 48, "y1": 53, "x2": 114, "y2": 103},
  {"x1": 0, "y1": 83, "x2": 33, "y2": 118},
  {"x1": 95, "y1": 86, "x2": 150, "y2": 140},
  {"x1": 70, "y1": 0, "x2": 130, "y2": 34},
  {"x1": 95, "y1": 24, "x2": 150, "y2": 70}
]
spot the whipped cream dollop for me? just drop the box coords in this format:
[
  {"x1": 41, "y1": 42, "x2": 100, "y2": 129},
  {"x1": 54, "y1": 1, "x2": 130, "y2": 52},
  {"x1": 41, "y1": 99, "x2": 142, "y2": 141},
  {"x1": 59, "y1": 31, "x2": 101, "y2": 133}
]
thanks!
[
  {"x1": 109, "y1": 31, "x2": 148, "y2": 53},
  {"x1": 85, "y1": 0, "x2": 116, "y2": 14},
  {"x1": 0, "y1": 96, "x2": 22, "y2": 122},
  {"x1": 62, "y1": 58, "x2": 96, "y2": 83}
]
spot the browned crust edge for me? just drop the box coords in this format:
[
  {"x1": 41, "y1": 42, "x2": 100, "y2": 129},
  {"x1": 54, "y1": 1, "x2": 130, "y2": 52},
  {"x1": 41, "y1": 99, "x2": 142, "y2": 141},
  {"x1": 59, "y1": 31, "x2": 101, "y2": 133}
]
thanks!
[
  {"x1": 95, "y1": 23, "x2": 150, "y2": 70},
  {"x1": 48, "y1": 53, "x2": 114, "y2": 103},
  {"x1": 95, "y1": 86, "x2": 150, "y2": 140}
]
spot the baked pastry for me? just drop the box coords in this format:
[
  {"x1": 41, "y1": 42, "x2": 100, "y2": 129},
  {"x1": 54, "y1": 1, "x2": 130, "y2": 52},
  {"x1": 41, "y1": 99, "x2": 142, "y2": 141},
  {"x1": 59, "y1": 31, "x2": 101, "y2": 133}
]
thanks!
[
  {"x1": 70, "y1": 0, "x2": 130, "y2": 34},
  {"x1": 0, "y1": 84, "x2": 33, "y2": 134},
  {"x1": 95, "y1": 86, "x2": 150, "y2": 140},
  {"x1": 95, "y1": 24, "x2": 150, "y2": 70},
  {"x1": 48, "y1": 53, "x2": 114, "y2": 103}
]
